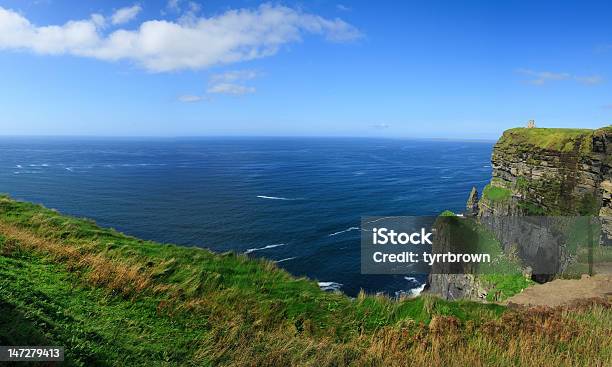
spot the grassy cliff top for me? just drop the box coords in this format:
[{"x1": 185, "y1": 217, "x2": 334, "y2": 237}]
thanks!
[
  {"x1": 497, "y1": 127, "x2": 595, "y2": 153},
  {"x1": 1, "y1": 196, "x2": 611, "y2": 365}
]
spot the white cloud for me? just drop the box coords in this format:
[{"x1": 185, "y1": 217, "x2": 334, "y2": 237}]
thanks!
[
  {"x1": 177, "y1": 1, "x2": 202, "y2": 26},
  {"x1": 0, "y1": 4, "x2": 361, "y2": 72},
  {"x1": 91, "y1": 14, "x2": 106, "y2": 28},
  {"x1": 166, "y1": 0, "x2": 200, "y2": 15},
  {"x1": 111, "y1": 5, "x2": 142, "y2": 25},
  {"x1": 517, "y1": 68, "x2": 603, "y2": 86},
  {"x1": 178, "y1": 94, "x2": 204, "y2": 102},
  {"x1": 206, "y1": 70, "x2": 258, "y2": 96},
  {"x1": 185, "y1": 1, "x2": 201, "y2": 14},
  {"x1": 210, "y1": 70, "x2": 258, "y2": 83},
  {"x1": 207, "y1": 83, "x2": 256, "y2": 95},
  {"x1": 337, "y1": 4, "x2": 351, "y2": 12},
  {"x1": 372, "y1": 123, "x2": 390, "y2": 129},
  {"x1": 574, "y1": 75, "x2": 603, "y2": 85},
  {"x1": 179, "y1": 69, "x2": 259, "y2": 100},
  {"x1": 166, "y1": 0, "x2": 181, "y2": 13},
  {"x1": 516, "y1": 69, "x2": 570, "y2": 85},
  {"x1": 0, "y1": 7, "x2": 100, "y2": 55}
]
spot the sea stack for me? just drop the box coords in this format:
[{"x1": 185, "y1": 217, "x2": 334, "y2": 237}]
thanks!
[{"x1": 466, "y1": 186, "x2": 479, "y2": 217}]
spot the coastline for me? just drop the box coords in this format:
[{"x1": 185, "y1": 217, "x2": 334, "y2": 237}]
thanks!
[{"x1": 1, "y1": 194, "x2": 610, "y2": 365}]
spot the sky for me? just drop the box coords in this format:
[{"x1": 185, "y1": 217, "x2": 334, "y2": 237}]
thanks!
[{"x1": 0, "y1": 0, "x2": 611, "y2": 139}]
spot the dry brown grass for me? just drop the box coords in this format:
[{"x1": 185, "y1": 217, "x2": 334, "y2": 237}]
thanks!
[
  {"x1": 0, "y1": 221, "x2": 168, "y2": 297},
  {"x1": 1, "y1": 217, "x2": 611, "y2": 366},
  {"x1": 195, "y1": 300, "x2": 611, "y2": 367}
]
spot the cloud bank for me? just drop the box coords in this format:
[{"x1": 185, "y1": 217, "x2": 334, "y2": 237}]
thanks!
[{"x1": 0, "y1": 3, "x2": 361, "y2": 72}]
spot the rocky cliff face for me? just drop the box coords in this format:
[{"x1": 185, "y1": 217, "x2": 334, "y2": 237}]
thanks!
[
  {"x1": 427, "y1": 274, "x2": 487, "y2": 300},
  {"x1": 478, "y1": 127, "x2": 612, "y2": 242},
  {"x1": 480, "y1": 127, "x2": 611, "y2": 219},
  {"x1": 428, "y1": 126, "x2": 612, "y2": 300}
]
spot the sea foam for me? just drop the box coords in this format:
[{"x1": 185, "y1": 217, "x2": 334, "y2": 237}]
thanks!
[
  {"x1": 245, "y1": 243, "x2": 287, "y2": 254},
  {"x1": 318, "y1": 282, "x2": 343, "y2": 292},
  {"x1": 257, "y1": 195, "x2": 300, "y2": 201},
  {"x1": 328, "y1": 227, "x2": 360, "y2": 237},
  {"x1": 275, "y1": 257, "x2": 297, "y2": 263}
]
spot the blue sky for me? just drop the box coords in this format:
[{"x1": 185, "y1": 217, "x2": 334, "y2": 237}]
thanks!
[{"x1": 0, "y1": 0, "x2": 611, "y2": 138}]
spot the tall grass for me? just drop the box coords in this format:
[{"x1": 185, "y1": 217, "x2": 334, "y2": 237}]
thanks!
[{"x1": 0, "y1": 195, "x2": 610, "y2": 366}]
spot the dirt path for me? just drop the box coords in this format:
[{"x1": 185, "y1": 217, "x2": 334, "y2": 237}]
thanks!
[{"x1": 504, "y1": 273, "x2": 612, "y2": 307}]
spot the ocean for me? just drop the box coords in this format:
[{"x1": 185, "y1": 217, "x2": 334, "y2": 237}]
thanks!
[{"x1": 0, "y1": 137, "x2": 493, "y2": 296}]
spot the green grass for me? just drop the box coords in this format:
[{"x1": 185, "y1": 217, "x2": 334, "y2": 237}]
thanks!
[
  {"x1": 0, "y1": 195, "x2": 610, "y2": 366},
  {"x1": 482, "y1": 184, "x2": 512, "y2": 202},
  {"x1": 0, "y1": 196, "x2": 508, "y2": 365},
  {"x1": 497, "y1": 127, "x2": 595, "y2": 154},
  {"x1": 479, "y1": 274, "x2": 533, "y2": 302},
  {"x1": 0, "y1": 253, "x2": 203, "y2": 366},
  {"x1": 517, "y1": 201, "x2": 547, "y2": 215}
]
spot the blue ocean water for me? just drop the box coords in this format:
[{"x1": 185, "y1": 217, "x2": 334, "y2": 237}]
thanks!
[{"x1": 0, "y1": 137, "x2": 493, "y2": 296}]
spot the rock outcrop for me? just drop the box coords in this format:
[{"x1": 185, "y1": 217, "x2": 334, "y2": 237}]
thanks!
[
  {"x1": 477, "y1": 127, "x2": 611, "y2": 245},
  {"x1": 480, "y1": 127, "x2": 611, "y2": 218},
  {"x1": 427, "y1": 274, "x2": 487, "y2": 300},
  {"x1": 466, "y1": 186, "x2": 479, "y2": 217},
  {"x1": 428, "y1": 126, "x2": 612, "y2": 300}
]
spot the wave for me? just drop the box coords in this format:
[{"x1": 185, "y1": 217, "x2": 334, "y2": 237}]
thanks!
[
  {"x1": 256, "y1": 195, "x2": 301, "y2": 201},
  {"x1": 394, "y1": 277, "x2": 426, "y2": 298},
  {"x1": 318, "y1": 281, "x2": 343, "y2": 292},
  {"x1": 29, "y1": 164, "x2": 49, "y2": 167},
  {"x1": 409, "y1": 283, "x2": 426, "y2": 297},
  {"x1": 99, "y1": 163, "x2": 167, "y2": 168},
  {"x1": 244, "y1": 243, "x2": 287, "y2": 254},
  {"x1": 275, "y1": 257, "x2": 296, "y2": 263},
  {"x1": 364, "y1": 217, "x2": 395, "y2": 224},
  {"x1": 65, "y1": 167, "x2": 74, "y2": 172},
  {"x1": 16, "y1": 165, "x2": 22, "y2": 168},
  {"x1": 14, "y1": 170, "x2": 41, "y2": 174},
  {"x1": 328, "y1": 227, "x2": 360, "y2": 237},
  {"x1": 119, "y1": 163, "x2": 167, "y2": 167}
]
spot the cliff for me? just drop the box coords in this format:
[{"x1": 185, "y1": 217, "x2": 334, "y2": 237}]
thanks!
[
  {"x1": 429, "y1": 126, "x2": 612, "y2": 300},
  {"x1": 480, "y1": 126, "x2": 612, "y2": 219}
]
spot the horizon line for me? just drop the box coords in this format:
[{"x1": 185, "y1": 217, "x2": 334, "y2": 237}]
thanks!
[{"x1": 0, "y1": 134, "x2": 499, "y2": 143}]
